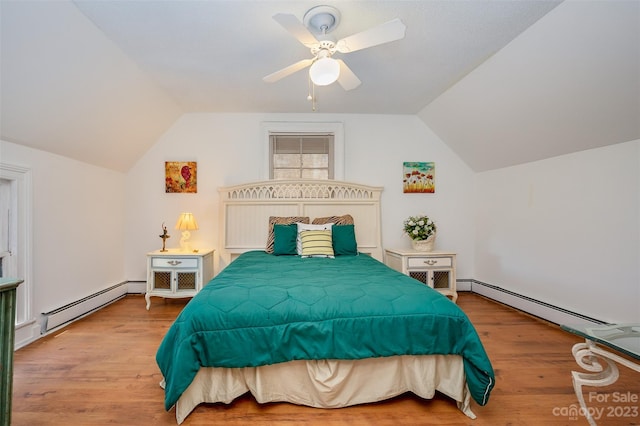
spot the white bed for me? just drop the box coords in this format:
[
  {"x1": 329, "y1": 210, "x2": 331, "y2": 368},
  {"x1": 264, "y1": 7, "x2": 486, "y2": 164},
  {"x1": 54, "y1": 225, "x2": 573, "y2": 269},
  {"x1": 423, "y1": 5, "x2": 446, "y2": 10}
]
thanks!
[
  {"x1": 217, "y1": 179, "x2": 384, "y2": 267},
  {"x1": 164, "y1": 180, "x2": 485, "y2": 423}
]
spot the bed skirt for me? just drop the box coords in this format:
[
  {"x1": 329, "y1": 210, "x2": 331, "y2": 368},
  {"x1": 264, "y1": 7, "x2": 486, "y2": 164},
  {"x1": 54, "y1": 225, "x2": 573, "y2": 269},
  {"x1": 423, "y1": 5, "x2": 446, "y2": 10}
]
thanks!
[{"x1": 170, "y1": 354, "x2": 474, "y2": 424}]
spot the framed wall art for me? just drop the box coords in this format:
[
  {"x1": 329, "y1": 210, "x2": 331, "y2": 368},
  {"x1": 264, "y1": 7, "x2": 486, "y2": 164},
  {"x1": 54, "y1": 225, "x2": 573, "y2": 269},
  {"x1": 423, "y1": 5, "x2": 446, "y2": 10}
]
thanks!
[
  {"x1": 403, "y1": 162, "x2": 435, "y2": 193},
  {"x1": 165, "y1": 161, "x2": 197, "y2": 193}
]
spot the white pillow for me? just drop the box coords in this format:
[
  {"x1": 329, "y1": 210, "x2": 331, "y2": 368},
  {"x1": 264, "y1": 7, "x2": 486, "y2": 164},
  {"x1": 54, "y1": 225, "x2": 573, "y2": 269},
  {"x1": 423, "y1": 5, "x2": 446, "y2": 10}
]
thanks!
[{"x1": 296, "y1": 222, "x2": 333, "y2": 255}]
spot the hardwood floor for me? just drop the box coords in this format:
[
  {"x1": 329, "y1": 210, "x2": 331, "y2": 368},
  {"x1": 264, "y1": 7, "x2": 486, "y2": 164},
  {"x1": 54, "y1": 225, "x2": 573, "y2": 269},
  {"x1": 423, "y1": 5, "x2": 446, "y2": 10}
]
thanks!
[{"x1": 11, "y1": 293, "x2": 639, "y2": 425}]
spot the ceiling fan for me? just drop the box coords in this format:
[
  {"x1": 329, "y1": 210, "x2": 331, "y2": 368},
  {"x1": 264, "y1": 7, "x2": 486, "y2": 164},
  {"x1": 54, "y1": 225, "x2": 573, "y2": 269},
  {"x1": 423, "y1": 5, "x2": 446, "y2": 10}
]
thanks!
[{"x1": 263, "y1": 5, "x2": 406, "y2": 91}]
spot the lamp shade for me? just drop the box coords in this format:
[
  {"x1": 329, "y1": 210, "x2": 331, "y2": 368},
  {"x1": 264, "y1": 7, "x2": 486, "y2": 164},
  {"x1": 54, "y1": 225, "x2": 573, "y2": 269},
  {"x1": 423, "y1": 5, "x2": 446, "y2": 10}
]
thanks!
[
  {"x1": 175, "y1": 212, "x2": 198, "y2": 231},
  {"x1": 309, "y1": 57, "x2": 340, "y2": 86}
]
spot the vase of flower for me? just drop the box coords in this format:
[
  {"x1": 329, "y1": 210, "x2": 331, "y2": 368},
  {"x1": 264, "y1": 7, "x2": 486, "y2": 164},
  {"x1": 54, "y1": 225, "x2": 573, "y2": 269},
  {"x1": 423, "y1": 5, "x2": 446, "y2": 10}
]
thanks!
[
  {"x1": 404, "y1": 215, "x2": 437, "y2": 252},
  {"x1": 411, "y1": 234, "x2": 436, "y2": 252}
]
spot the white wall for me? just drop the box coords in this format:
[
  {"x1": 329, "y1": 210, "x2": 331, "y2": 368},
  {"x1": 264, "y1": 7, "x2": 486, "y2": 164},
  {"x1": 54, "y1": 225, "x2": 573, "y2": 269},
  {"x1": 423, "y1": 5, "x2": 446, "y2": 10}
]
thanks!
[
  {"x1": 124, "y1": 113, "x2": 475, "y2": 281},
  {"x1": 474, "y1": 139, "x2": 640, "y2": 323},
  {"x1": 3, "y1": 115, "x2": 637, "y2": 330},
  {"x1": 0, "y1": 140, "x2": 126, "y2": 327}
]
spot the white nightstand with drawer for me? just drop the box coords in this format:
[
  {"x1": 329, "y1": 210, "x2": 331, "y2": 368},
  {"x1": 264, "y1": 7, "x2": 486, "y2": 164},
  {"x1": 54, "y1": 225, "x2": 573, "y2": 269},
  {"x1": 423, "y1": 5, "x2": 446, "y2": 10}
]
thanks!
[
  {"x1": 145, "y1": 248, "x2": 214, "y2": 310},
  {"x1": 385, "y1": 249, "x2": 457, "y2": 303}
]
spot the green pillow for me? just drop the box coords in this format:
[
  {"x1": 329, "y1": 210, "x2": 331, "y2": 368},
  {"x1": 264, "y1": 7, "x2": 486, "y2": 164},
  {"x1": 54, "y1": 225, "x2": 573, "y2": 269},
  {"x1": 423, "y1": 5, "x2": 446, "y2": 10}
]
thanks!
[
  {"x1": 332, "y1": 224, "x2": 358, "y2": 255},
  {"x1": 273, "y1": 224, "x2": 298, "y2": 255}
]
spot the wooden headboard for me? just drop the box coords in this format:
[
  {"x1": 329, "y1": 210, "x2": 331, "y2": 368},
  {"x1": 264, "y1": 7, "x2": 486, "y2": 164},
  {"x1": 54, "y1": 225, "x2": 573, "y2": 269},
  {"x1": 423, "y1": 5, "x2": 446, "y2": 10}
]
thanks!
[{"x1": 218, "y1": 180, "x2": 384, "y2": 268}]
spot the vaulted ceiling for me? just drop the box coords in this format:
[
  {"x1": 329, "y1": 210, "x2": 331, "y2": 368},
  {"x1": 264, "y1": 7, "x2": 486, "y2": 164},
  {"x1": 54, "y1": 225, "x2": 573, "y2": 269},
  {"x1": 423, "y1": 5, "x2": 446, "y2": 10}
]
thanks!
[{"x1": 1, "y1": 1, "x2": 638, "y2": 172}]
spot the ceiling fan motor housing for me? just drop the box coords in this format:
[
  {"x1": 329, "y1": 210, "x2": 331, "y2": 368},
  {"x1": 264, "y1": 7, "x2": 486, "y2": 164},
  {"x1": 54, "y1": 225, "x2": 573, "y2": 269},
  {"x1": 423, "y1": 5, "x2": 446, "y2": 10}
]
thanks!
[{"x1": 311, "y1": 40, "x2": 337, "y2": 57}]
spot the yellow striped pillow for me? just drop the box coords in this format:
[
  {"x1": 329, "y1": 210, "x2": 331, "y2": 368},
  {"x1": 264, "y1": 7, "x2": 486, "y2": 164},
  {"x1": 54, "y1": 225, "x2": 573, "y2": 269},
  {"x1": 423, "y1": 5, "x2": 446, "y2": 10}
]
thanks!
[{"x1": 300, "y1": 230, "x2": 334, "y2": 258}]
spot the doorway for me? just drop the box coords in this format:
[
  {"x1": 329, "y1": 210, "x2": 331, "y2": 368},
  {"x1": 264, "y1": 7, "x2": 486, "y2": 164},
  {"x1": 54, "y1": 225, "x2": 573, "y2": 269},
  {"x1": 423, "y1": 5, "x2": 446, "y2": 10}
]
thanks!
[{"x1": 0, "y1": 164, "x2": 32, "y2": 334}]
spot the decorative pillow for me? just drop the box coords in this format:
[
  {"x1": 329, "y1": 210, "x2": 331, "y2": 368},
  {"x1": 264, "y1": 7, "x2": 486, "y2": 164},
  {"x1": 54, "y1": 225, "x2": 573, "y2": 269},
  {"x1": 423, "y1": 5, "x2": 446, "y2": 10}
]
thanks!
[
  {"x1": 273, "y1": 224, "x2": 298, "y2": 255},
  {"x1": 300, "y1": 230, "x2": 335, "y2": 258},
  {"x1": 266, "y1": 216, "x2": 309, "y2": 253},
  {"x1": 296, "y1": 222, "x2": 333, "y2": 255},
  {"x1": 312, "y1": 214, "x2": 354, "y2": 225},
  {"x1": 332, "y1": 224, "x2": 358, "y2": 256}
]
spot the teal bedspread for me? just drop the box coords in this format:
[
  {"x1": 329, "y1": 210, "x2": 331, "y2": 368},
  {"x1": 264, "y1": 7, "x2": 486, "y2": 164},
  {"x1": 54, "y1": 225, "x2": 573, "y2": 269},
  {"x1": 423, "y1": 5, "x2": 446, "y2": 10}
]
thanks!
[{"x1": 156, "y1": 251, "x2": 494, "y2": 410}]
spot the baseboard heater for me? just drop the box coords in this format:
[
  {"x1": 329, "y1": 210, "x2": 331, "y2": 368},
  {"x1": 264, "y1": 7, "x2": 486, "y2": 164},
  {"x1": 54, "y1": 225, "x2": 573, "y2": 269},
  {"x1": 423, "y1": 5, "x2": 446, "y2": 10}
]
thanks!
[
  {"x1": 39, "y1": 279, "x2": 604, "y2": 335},
  {"x1": 41, "y1": 281, "x2": 128, "y2": 333},
  {"x1": 468, "y1": 279, "x2": 605, "y2": 326}
]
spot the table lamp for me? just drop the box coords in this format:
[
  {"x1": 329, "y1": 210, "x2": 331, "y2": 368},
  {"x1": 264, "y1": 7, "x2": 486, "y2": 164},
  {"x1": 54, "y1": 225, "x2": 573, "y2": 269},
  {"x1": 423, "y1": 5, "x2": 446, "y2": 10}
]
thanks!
[{"x1": 175, "y1": 212, "x2": 198, "y2": 252}]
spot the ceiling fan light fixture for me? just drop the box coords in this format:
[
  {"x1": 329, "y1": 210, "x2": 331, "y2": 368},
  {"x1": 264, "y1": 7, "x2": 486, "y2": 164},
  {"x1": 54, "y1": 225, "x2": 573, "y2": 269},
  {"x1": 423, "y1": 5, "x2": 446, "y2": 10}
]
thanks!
[{"x1": 309, "y1": 57, "x2": 340, "y2": 86}]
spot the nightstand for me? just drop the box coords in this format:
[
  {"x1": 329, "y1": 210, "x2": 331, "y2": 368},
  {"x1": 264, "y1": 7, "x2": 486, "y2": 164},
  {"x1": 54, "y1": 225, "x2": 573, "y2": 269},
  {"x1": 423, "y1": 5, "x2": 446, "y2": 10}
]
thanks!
[
  {"x1": 145, "y1": 248, "x2": 214, "y2": 310},
  {"x1": 385, "y1": 248, "x2": 457, "y2": 303}
]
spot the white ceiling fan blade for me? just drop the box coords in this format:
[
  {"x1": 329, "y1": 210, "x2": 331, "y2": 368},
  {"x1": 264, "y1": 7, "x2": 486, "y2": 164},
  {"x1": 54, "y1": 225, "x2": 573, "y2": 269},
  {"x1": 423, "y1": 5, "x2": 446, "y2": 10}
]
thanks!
[
  {"x1": 336, "y1": 18, "x2": 406, "y2": 53},
  {"x1": 336, "y1": 60, "x2": 361, "y2": 91},
  {"x1": 272, "y1": 13, "x2": 319, "y2": 48},
  {"x1": 263, "y1": 58, "x2": 314, "y2": 83}
]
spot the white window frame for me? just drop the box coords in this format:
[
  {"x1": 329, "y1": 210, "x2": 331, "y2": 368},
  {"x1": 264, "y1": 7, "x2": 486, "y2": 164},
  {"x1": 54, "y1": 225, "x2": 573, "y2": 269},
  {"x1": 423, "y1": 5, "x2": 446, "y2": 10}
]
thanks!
[{"x1": 261, "y1": 122, "x2": 344, "y2": 181}]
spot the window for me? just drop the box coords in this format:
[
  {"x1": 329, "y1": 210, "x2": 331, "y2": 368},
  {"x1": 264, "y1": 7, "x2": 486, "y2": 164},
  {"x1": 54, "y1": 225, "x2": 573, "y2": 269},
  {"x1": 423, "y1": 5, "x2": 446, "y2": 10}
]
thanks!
[
  {"x1": 261, "y1": 122, "x2": 344, "y2": 180},
  {"x1": 270, "y1": 134, "x2": 334, "y2": 180}
]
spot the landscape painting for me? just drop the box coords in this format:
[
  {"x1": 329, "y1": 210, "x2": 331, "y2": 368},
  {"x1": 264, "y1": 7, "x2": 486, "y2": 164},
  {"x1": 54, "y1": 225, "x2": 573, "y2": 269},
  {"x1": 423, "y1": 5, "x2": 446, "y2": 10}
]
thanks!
[{"x1": 403, "y1": 162, "x2": 435, "y2": 193}]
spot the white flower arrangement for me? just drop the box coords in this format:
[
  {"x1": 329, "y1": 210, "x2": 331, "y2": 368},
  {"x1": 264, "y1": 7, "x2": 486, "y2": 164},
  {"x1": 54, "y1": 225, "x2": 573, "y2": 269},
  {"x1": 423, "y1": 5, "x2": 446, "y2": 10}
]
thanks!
[{"x1": 403, "y1": 215, "x2": 436, "y2": 241}]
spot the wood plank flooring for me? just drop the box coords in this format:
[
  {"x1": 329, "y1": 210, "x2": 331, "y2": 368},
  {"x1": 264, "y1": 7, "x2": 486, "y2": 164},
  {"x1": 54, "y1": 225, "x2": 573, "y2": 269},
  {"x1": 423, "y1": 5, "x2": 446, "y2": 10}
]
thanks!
[{"x1": 11, "y1": 293, "x2": 640, "y2": 425}]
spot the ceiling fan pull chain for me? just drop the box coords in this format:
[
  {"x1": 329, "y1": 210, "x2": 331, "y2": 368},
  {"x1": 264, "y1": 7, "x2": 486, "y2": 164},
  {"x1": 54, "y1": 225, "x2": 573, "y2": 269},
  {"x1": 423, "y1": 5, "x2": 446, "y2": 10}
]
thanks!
[
  {"x1": 312, "y1": 81, "x2": 317, "y2": 112},
  {"x1": 307, "y1": 75, "x2": 316, "y2": 112}
]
